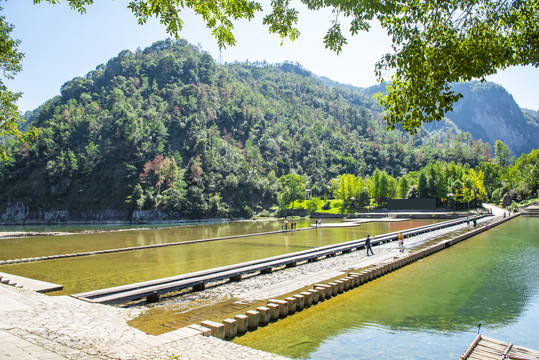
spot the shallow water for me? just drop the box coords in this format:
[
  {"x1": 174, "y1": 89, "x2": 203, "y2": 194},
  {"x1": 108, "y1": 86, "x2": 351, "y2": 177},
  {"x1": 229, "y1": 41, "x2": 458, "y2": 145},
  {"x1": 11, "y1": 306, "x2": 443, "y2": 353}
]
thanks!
[
  {"x1": 234, "y1": 216, "x2": 539, "y2": 359},
  {"x1": 0, "y1": 219, "x2": 439, "y2": 295},
  {"x1": 0, "y1": 219, "x2": 306, "y2": 260}
]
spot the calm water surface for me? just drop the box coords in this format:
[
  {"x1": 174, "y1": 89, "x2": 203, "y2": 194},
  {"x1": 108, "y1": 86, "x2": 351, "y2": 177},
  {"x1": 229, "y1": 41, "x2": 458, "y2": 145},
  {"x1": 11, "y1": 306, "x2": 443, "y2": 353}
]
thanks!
[
  {"x1": 0, "y1": 219, "x2": 439, "y2": 295},
  {"x1": 234, "y1": 216, "x2": 539, "y2": 359}
]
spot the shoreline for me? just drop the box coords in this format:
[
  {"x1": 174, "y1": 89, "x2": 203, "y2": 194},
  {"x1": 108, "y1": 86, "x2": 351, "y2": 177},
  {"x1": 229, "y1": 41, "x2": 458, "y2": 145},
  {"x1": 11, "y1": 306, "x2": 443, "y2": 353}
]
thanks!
[{"x1": 0, "y1": 219, "x2": 235, "y2": 240}]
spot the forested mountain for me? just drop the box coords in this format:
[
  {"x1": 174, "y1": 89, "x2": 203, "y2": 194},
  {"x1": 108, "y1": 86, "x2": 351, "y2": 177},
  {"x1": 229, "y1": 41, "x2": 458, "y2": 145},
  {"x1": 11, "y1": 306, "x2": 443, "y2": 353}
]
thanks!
[{"x1": 0, "y1": 39, "x2": 502, "y2": 220}]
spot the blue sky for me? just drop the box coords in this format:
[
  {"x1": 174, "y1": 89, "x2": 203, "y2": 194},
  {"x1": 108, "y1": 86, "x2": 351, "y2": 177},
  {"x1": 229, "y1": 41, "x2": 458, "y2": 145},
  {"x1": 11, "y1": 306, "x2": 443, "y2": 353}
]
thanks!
[{"x1": 4, "y1": 0, "x2": 538, "y2": 113}]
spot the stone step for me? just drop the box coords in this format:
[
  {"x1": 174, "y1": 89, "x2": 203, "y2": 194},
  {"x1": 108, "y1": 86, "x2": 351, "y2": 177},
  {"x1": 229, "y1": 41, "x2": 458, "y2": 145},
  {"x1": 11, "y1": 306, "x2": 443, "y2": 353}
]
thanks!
[{"x1": 0, "y1": 272, "x2": 63, "y2": 293}]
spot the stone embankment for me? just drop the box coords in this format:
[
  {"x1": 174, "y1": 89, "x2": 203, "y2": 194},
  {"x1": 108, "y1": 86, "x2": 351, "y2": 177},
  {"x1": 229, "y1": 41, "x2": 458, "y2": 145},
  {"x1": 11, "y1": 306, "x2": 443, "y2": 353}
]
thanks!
[{"x1": 0, "y1": 283, "x2": 289, "y2": 360}]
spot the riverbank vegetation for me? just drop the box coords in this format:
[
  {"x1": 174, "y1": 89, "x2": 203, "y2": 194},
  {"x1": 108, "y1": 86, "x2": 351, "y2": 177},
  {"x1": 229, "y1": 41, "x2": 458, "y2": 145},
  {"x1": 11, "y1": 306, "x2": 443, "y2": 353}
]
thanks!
[
  {"x1": 280, "y1": 146, "x2": 539, "y2": 215},
  {"x1": 0, "y1": 39, "x2": 537, "y2": 221}
]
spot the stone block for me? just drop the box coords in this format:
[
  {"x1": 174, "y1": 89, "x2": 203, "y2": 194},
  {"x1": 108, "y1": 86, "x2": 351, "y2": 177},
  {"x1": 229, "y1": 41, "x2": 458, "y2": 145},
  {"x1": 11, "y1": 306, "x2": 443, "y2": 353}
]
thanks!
[
  {"x1": 328, "y1": 282, "x2": 339, "y2": 296},
  {"x1": 348, "y1": 274, "x2": 360, "y2": 286},
  {"x1": 307, "y1": 289, "x2": 319, "y2": 303},
  {"x1": 200, "y1": 320, "x2": 225, "y2": 339},
  {"x1": 267, "y1": 303, "x2": 280, "y2": 320},
  {"x1": 246, "y1": 310, "x2": 260, "y2": 330},
  {"x1": 187, "y1": 324, "x2": 211, "y2": 336},
  {"x1": 285, "y1": 297, "x2": 297, "y2": 313},
  {"x1": 257, "y1": 306, "x2": 271, "y2": 324},
  {"x1": 234, "y1": 314, "x2": 248, "y2": 334},
  {"x1": 314, "y1": 284, "x2": 331, "y2": 298},
  {"x1": 314, "y1": 286, "x2": 326, "y2": 300},
  {"x1": 301, "y1": 291, "x2": 313, "y2": 307},
  {"x1": 268, "y1": 299, "x2": 288, "y2": 317},
  {"x1": 293, "y1": 294, "x2": 305, "y2": 310},
  {"x1": 223, "y1": 318, "x2": 237, "y2": 339},
  {"x1": 335, "y1": 280, "x2": 344, "y2": 293}
]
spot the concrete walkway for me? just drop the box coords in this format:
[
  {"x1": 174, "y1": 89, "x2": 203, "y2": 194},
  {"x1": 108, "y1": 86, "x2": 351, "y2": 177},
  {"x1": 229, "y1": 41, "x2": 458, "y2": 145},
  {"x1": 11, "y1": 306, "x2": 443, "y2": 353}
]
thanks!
[{"x1": 483, "y1": 203, "x2": 505, "y2": 216}]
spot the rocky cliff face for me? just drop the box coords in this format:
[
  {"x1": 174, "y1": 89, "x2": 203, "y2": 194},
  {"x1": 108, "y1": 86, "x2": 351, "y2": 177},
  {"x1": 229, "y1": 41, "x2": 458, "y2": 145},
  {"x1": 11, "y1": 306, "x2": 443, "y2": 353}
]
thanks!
[
  {"x1": 447, "y1": 82, "x2": 539, "y2": 155},
  {"x1": 0, "y1": 202, "x2": 132, "y2": 224},
  {"x1": 365, "y1": 81, "x2": 539, "y2": 155}
]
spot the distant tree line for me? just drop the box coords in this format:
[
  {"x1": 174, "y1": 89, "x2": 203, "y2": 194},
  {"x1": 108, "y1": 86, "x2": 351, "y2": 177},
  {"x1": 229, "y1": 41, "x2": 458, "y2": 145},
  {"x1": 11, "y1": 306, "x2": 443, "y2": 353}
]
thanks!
[{"x1": 279, "y1": 141, "x2": 539, "y2": 214}]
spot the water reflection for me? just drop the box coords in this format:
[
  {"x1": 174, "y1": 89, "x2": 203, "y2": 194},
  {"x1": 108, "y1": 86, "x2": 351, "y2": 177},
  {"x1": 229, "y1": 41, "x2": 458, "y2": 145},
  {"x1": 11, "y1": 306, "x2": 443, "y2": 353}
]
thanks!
[{"x1": 234, "y1": 217, "x2": 539, "y2": 359}]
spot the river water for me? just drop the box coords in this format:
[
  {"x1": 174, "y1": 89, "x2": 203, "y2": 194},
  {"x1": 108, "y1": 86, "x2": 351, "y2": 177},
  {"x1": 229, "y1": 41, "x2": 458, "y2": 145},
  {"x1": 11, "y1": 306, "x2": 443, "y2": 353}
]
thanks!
[
  {"x1": 0, "y1": 218, "x2": 439, "y2": 295},
  {"x1": 234, "y1": 216, "x2": 539, "y2": 359}
]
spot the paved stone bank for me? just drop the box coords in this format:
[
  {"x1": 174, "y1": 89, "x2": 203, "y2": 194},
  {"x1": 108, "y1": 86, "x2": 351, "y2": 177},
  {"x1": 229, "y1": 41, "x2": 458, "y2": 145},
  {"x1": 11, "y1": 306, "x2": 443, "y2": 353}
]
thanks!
[{"x1": 0, "y1": 284, "x2": 288, "y2": 359}]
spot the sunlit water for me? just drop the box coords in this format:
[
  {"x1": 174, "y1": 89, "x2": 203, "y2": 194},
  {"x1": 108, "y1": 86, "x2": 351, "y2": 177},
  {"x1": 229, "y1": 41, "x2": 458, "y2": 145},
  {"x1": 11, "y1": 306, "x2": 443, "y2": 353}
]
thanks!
[
  {"x1": 0, "y1": 219, "x2": 439, "y2": 295},
  {"x1": 234, "y1": 216, "x2": 539, "y2": 359}
]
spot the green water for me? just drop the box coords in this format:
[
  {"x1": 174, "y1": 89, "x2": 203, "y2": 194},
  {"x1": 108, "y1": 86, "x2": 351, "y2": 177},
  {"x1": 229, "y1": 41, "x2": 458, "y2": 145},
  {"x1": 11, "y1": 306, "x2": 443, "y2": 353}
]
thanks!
[
  {"x1": 0, "y1": 219, "x2": 308, "y2": 260},
  {"x1": 0, "y1": 219, "x2": 439, "y2": 295},
  {"x1": 234, "y1": 216, "x2": 539, "y2": 359}
]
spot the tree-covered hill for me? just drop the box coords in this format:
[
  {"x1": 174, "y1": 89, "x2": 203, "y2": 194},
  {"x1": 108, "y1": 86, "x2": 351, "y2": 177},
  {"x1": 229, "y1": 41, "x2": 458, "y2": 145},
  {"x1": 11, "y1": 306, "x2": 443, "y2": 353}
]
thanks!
[{"x1": 0, "y1": 39, "x2": 493, "y2": 220}]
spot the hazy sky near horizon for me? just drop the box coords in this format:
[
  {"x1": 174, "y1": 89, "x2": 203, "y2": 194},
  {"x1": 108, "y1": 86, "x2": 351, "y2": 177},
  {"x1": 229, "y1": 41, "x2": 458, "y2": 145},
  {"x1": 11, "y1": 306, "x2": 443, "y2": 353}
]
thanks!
[{"x1": 4, "y1": 0, "x2": 539, "y2": 113}]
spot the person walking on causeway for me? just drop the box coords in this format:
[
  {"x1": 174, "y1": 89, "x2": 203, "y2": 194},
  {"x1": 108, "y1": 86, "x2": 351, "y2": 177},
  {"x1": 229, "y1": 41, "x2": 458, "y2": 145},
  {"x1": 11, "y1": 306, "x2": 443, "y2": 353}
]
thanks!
[
  {"x1": 398, "y1": 232, "x2": 404, "y2": 252},
  {"x1": 366, "y1": 235, "x2": 374, "y2": 256}
]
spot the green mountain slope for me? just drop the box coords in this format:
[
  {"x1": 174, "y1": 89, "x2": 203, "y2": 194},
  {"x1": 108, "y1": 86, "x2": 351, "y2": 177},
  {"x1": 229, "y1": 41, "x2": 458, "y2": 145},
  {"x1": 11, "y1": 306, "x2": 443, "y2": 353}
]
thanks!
[{"x1": 0, "y1": 39, "x2": 492, "y2": 221}]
